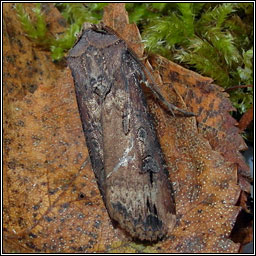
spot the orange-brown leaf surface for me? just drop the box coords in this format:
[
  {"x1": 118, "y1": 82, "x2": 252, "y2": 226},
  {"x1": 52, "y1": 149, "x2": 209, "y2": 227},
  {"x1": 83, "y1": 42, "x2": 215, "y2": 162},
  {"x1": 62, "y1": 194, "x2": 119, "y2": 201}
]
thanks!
[
  {"x1": 3, "y1": 3, "x2": 251, "y2": 253},
  {"x1": 238, "y1": 106, "x2": 253, "y2": 132}
]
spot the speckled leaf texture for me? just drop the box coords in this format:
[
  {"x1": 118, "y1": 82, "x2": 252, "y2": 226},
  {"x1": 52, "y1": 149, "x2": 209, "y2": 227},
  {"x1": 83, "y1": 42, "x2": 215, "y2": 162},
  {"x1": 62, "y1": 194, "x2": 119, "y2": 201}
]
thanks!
[{"x1": 3, "y1": 3, "x2": 251, "y2": 253}]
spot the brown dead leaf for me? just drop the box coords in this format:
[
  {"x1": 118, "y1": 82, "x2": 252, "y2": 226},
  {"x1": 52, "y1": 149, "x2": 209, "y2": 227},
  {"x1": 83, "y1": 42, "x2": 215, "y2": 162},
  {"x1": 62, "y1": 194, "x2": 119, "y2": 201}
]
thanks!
[
  {"x1": 103, "y1": 3, "x2": 144, "y2": 57},
  {"x1": 3, "y1": 74, "x2": 122, "y2": 252},
  {"x1": 146, "y1": 86, "x2": 241, "y2": 253},
  {"x1": 148, "y1": 55, "x2": 250, "y2": 193},
  {"x1": 230, "y1": 191, "x2": 253, "y2": 249},
  {"x1": 3, "y1": 2, "x2": 251, "y2": 253},
  {"x1": 3, "y1": 3, "x2": 120, "y2": 253},
  {"x1": 238, "y1": 106, "x2": 253, "y2": 132}
]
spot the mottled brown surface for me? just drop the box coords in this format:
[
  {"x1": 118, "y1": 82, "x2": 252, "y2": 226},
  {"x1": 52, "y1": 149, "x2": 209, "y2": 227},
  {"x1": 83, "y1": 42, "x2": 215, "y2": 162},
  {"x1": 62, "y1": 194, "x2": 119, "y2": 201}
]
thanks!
[
  {"x1": 148, "y1": 55, "x2": 250, "y2": 194},
  {"x1": 3, "y1": 3, "x2": 119, "y2": 253},
  {"x1": 238, "y1": 105, "x2": 253, "y2": 132},
  {"x1": 3, "y1": 3, "x2": 251, "y2": 253},
  {"x1": 67, "y1": 23, "x2": 176, "y2": 241}
]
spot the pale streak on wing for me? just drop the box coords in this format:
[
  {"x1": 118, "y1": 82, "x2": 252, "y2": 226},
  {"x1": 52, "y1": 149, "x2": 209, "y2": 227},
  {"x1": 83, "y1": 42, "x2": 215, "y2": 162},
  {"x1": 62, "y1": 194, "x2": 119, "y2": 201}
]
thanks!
[{"x1": 106, "y1": 137, "x2": 135, "y2": 179}]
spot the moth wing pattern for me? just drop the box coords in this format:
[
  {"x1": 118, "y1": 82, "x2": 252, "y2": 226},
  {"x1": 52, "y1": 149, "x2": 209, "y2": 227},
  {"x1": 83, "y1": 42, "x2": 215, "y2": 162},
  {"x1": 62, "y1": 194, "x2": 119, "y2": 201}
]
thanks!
[
  {"x1": 67, "y1": 25, "x2": 114, "y2": 197},
  {"x1": 102, "y1": 49, "x2": 176, "y2": 240},
  {"x1": 68, "y1": 23, "x2": 176, "y2": 241}
]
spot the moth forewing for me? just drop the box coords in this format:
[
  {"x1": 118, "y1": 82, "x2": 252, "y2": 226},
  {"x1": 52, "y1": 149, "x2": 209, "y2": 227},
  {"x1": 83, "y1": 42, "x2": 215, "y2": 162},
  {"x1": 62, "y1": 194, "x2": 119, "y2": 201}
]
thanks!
[{"x1": 67, "y1": 23, "x2": 176, "y2": 241}]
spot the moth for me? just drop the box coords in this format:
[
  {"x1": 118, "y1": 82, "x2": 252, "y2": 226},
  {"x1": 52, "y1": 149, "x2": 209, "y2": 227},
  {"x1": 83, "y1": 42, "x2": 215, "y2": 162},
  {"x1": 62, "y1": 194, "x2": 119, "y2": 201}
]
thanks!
[{"x1": 67, "y1": 23, "x2": 192, "y2": 241}]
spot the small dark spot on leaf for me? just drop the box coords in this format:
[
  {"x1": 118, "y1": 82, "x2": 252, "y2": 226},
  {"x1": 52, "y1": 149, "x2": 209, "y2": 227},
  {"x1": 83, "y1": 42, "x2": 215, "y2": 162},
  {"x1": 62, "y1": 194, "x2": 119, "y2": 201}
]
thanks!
[
  {"x1": 18, "y1": 217, "x2": 24, "y2": 226},
  {"x1": 16, "y1": 39, "x2": 23, "y2": 48},
  {"x1": 195, "y1": 95, "x2": 203, "y2": 105},
  {"x1": 29, "y1": 232, "x2": 37, "y2": 238},
  {"x1": 195, "y1": 80, "x2": 210, "y2": 90},
  {"x1": 6, "y1": 55, "x2": 15, "y2": 63},
  {"x1": 78, "y1": 192, "x2": 85, "y2": 199},
  {"x1": 184, "y1": 220, "x2": 191, "y2": 225},
  {"x1": 25, "y1": 242, "x2": 36, "y2": 249},
  {"x1": 202, "y1": 194, "x2": 215, "y2": 205},
  {"x1": 198, "y1": 106, "x2": 204, "y2": 115},
  {"x1": 84, "y1": 201, "x2": 93, "y2": 206},
  {"x1": 88, "y1": 232, "x2": 98, "y2": 239},
  {"x1": 90, "y1": 190, "x2": 97, "y2": 197},
  {"x1": 16, "y1": 120, "x2": 25, "y2": 127},
  {"x1": 61, "y1": 202, "x2": 70, "y2": 209},
  {"x1": 7, "y1": 160, "x2": 16, "y2": 170},
  {"x1": 94, "y1": 220, "x2": 101, "y2": 228},
  {"x1": 48, "y1": 188, "x2": 58, "y2": 195},
  {"x1": 77, "y1": 246, "x2": 83, "y2": 252},
  {"x1": 78, "y1": 213, "x2": 85, "y2": 219},
  {"x1": 28, "y1": 84, "x2": 38, "y2": 93},
  {"x1": 220, "y1": 180, "x2": 229, "y2": 189},
  {"x1": 33, "y1": 204, "x2": 40, "y2": 211},
  {"x1": 44, "y1": 216, "x2": 53, "y2": 222},
  {"x1": 169, "y1": 71, "x2": 180, "y2": 82},
  {"x1": 182, "y1": 236, "x2": 206, "y2": 252}
]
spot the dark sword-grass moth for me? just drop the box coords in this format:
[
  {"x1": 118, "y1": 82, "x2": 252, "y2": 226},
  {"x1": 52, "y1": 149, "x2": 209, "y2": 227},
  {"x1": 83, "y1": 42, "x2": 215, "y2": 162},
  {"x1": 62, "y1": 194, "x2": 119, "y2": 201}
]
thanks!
[{"x1": 67, "y1": 23, "x2": 184, "y2": 241}]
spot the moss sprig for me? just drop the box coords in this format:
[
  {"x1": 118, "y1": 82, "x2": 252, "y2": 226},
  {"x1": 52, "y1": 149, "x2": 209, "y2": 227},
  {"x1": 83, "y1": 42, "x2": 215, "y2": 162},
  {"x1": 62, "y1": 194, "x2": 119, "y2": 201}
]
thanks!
[
  {"x1": 15, "y1": 3, "x2": 49, "y2": 46},
  {"x1": 140, "y1": 3, "x2": 253, "y2": 115},
  {"x1": 15, "y1": 3, "x2": 253, "y2": 121}
]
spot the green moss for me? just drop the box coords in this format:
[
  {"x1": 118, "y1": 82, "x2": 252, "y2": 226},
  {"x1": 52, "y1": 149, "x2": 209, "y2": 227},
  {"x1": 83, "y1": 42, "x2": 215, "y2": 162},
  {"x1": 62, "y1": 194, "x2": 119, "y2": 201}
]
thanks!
[
  {"x1": 15, "y1": 3, "x2": 106, "y2": 61},
  {"x1": 15, "y1": 3, "x2": 48, "y2": 45},
  {"x1": 139, "y1": 3, "x2": 253, "y2": 116},
  {"x1": 15, "y1": 3, "x2": 253, "y2": 132}
]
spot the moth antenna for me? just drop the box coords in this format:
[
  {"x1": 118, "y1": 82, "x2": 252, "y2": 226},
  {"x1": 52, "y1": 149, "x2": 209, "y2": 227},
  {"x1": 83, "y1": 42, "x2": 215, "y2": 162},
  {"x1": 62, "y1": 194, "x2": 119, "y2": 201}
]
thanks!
[
  {"x1": 143, "y1": 69, "x2": 195, "y2": 117},
  {"x1": 146, "y1": 79, "x2": 195, "y2": 117},
  {"x1": 128, "y1": 50, "x2": 196, "y2": 117}
]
